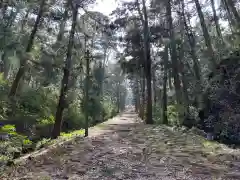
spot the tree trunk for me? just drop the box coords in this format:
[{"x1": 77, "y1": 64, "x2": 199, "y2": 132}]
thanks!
[
  {"x1": 56, "y1": 9, "x2": 69, "y2": 43},
  {"x1": 178, "y1": 47, "x2": 190, "y2": 116},
  {"x1": 134, "y1": 77, "x2": 140, "y2": 113},
  {"x1": 162, "y1": 46, "x2": 168, "y2": 125},
  {"x1": 193, "y1": 0, "x2": 217, "y2": 68},
  {"x1": 51, "y1": 4, "x2": 78, "y2": 139},
  {"x1": 20, "y1": 10, "x2": 30, "y2": 32},
  {"x1": 84, "y1": 50, "x2": 90, "y2": 137},
  {"x1": 166, "y1": 0, "x2": 182, "y2": 111},
  {"x1": 8, "y1": 0, "x2": 46, "y2": 97},
  {"x1": 117, "y1": 83, "x2": 120, "y2": 113},
  {"x1": 227, "y1": 0, "x2": 240, "y2": 23},
  {"x1": 178, "y1": 11, "x2": 190, "y2": 115},
  {"x1": 140, "y1": 73, "x2": 145, "y2": 120},
  {"x1": 168, "y1": 68, "x2": 173, "y2": 90},
  {"x1": 141, "y1": 0, "x2": 153, "y2": 124},
  {"x1": 152, "y1": 69, "x2": 157, "y2": 107},
  {"x1": 210, "y1": 0, "x2": 224, "y2": 42},
  {"x1": 181, "y1": 0, "x2": 202, "y2": 108},
  {"x1": 221, "y1": 0, "x2": 236, "y2": 32},
  {"x1": 0, "y1": 6, "x2": 23, "y2": 80}
]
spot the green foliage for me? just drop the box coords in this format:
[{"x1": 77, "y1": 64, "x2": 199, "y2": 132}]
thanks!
[
  {"x1": 37, "y1": 115, "x2": 55, "y2": 126},
  {"x1": 22, "y1": 139, "x2": 33, "y2": 146},
  {"x1": 0, "y1": 74, "x2": 10, "y2": 118},
  {"x1": 102, "y1": 100, "x2": 118, "y2": 119},
  {"x1": 60, "y1": 129, "x2": 85, "y2": 139},
  {"x1": 166, "y1": 105, "x2": 179, "y2": 126},
  {"x1": 0, "y1": 124, "x2": 33, "y2": 164},
  {"x1": 0, "y1": 73, "x2": 7, "y2": 86},
  {"x1": 63, "y1": 100, "x2": 85, "y2": 131},
  {"x1": 0, "y1": 124, "x2": 16, "y2": 133},
  {"x1": 153, "y1": 105, "x2": 162, "y2": 123},
  {"x1": 17, "y1": 87, "x2": 58, "y2": 117}
]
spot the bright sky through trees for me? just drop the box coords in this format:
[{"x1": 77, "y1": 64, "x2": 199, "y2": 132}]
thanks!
[{"x1": 90, "y1": 0, "x2": 119, "y2": 16}]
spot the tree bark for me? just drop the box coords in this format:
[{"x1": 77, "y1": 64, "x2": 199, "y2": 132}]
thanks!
[
  {"x1": 162, "y1": 46, "x2": 168, "y2": 124},
  {"x1": 210, "y1": 0, "x2": 224, "y2": 42},
  {"x1": 227, "y1": 0, "x2": 240, "y2": 23},
  {"x1": 51, "y1": 3, "x2": 78, "y2": 139},
  {"x1": 181, "y1": 0, "x2": 202, "y2": 108},
  {"x1": 84, "y1": 50, "x2": 90, "y2": 137},
  {"x1": 221, "y1": 0, "x2": 236, "y2": 30},
  {"x1": 134, "y1": 77, "x2": 140, "y2": 113},
  {"x1": 166, "y1": 0, "x2": 182, "y2": 110},
  {"x1": 193, "y1": 0, "x2": 217, "y2": 68},
  {"x1": 56, "y1": 3, "x2": 69, "y2": 44},
  {"x1": 141, "y1": 0, "x2": 153, "y2": 124},
  {"x1": 140, "y1": 72, "x2": 145, "y2": 120},
  {"x1": 9, "y1": 0, "x2": 46, "y2": 97},
  {"x1": 178, "y1": 8, "x2": 190, "y2": 115},
  {"x1": 168, "y1": 68, "x2": 173, "y2": 90},
  {"x1": 152, "y1": 68, "x2": 157, "y2": 107}
]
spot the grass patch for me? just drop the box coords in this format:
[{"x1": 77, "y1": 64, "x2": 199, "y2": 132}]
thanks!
[
  {"x1": 36, "y1": 129, "x2": 85, "y2": 149},
  {"x1": 60, "y1": 129, "x2": 85, "y2": 139}
]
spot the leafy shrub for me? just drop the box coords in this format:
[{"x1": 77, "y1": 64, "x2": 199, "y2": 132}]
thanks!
[
  {"x1": 34, "y1": 115, "x2": 55, "y2": 139},
  {"x1": 0, "y1": 73, "x2": 10, "y2": 118},
  {"x1": 37, "y1": 115, "x2": 55, "y2": 125},
  {"x1": 102, "y1": 100, "x2": 118, "y2": 120},
  {"x1": 153, "y1": 105, "x2": 162, "y2": 123},
  {"x1": 0, "y1": 124, "x2": 16, "y2": 133},
  {"x1": 167, "y1": 105, "x2": 179, "y2": 126},
  {"x1": 60, "y1": 129, "x2": 84, "y2": 139},
  {"x1": 63, "y1": 100, "x2": 85, "y2": 131},
  {"x1": 0, "y1": 123, "x2": 34, "y2": 164},
  {"x1": 17, "y1": 86, "x2": 58, "y2": 117}
]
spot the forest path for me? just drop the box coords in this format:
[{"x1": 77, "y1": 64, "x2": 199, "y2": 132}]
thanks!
[{"x1": 1, "y1": 110, "x2": 240, "y2": 180}]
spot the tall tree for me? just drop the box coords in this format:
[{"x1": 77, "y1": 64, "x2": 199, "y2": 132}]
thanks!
[
  {"x1": 210, "y1": 0, "x2": 224, "y2": 42},
  {"x1": 193, "y1": 0, "x2": 217, "y2": 68},
  {"x1": 140, "y1": 0, "x2": 153, "y2": 124},
  {"x1": 8, "y1": 0, "x2": 46, "y2": 97},
  {"x1": 166, "y1": 0, "x2": 182, "y2": 114},
  {"x1": 84, "y1": 49, "x2": 90, "y2": 137},
  {"x1": 180, "y1": 0, "x2": 202, "y2": 108},
  {"x1": 227, "y1": 0, "x2": 240, "y2": 23},
  {"x1": 51, "y1": 2, "x2": 78, "y2": 139},
  {"x1": 162, "y1": 46, "x2": 168, "y2": 125}
]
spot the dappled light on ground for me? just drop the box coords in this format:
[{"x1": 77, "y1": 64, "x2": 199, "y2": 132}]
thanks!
[{"x1": 1, "y1": 112, "x2": 240, "y2": 179}]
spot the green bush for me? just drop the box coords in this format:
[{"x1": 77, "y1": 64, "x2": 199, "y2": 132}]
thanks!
[
  {"x1": 0, "y1": 73, "x2": 10, "y2": 118},
  {"x1": 153, "y1": 105, "x2": 162, "y2": 123},
  {"x1": 0, "y1": 124, "x2": 34, "y2": 163},
  {"x1": 167, "y1": 105, "x2": 179, "y2": 126},
  {"x1": 0, "y1": 124, "x2": 16, "y2": 133},
  {"x1": 62, "y1": 99, "x2": 85, "y2": 131},
  {"x1": 102, "y1": 101, "x2": 118, "y2": 119},
  {"x1": 17, "y1": 86, "x2": 58, "y2": 117},
  {"x1": 34, "y1": 115, "x2": 55, "y2": 139}
]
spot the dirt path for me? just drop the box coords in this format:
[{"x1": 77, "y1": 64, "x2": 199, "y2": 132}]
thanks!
[{"x1": 1, "y1": 111, "x2": 240, "y2": 180}]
